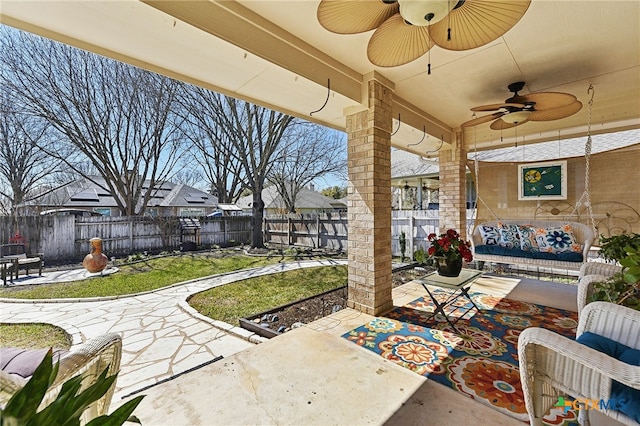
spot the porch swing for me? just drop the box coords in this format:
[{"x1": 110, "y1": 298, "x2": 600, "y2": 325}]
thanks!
[{"x1": 469, "y1": 85, "x2": 598, "y2": 272}]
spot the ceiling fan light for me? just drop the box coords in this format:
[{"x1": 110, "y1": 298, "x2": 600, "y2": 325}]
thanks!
[
  {"x1": 399, "y1": 0, "x2": 451, "y2": 26},
  {"x1": 502, "y1": 110, "x2": 532, "y2": 124}
]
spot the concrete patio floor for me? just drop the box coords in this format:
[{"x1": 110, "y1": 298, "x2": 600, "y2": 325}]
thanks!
[{"x1": 124, "y1": 271, "x2": 580, "y2": 425}]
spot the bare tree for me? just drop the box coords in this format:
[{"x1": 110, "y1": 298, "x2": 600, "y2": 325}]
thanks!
[
  {"x1": 1, "y1": 26, "x2": 186, "y2": 216},
  {"x1": 220, "y1": 97, "x2": 295, "y2": 248},
  {"x1": 268, "y1": 124, "x2": 346, "y2": 213},
  {"x1": 177, "y1": 87, "x2": 246, "y2": 203},
  {"x1": 178, "y1": 88, "x2": 295, "y2": 247},
  {"x1": 172, "y1": 168, "x2": 207, "y2": 192},
  {"x1": 0, "y1": 91, "x2": 63, "y2": 214}
]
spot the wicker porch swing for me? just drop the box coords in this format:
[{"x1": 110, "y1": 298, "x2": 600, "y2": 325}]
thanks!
[{"x1": 468, "y1": 85, "x2": 598, "y2": 272}]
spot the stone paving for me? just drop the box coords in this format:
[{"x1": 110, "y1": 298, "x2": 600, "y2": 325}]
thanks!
[{"x1": 0, "y1": 259, "x2": 348, "y2": 400}]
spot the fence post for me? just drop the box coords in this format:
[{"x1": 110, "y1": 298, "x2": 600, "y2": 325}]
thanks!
[
  {"x1": 316, "y1": 214, "x2": 321, "y2": 249},
  {"x1": 223, "y1": 216, "x2": 228, "y2": 245},
  {"x1": 409, "y1": 214, "x2": 415, "y2": 260},
  {"x1": 263, "y1": 216, "x2": 267, "y2": 245},
  {"x1": 129, "y1": 219, "x2": 134, "y2": 253}
]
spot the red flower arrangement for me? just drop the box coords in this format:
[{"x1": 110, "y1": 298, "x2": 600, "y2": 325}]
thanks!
[{"x1": 427, "y1": 229, "x2": 473, "y2": 263}]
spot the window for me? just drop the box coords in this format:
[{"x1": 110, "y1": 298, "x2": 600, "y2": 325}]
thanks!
[
  {"x1": 144, "y1": 208, "x2": 159, "y2": 217},
  {"x1": 93, "y1": 208, "x2": 111, "y2": 216},
  {"x1": 179, "y1": 208, "x2": 205, "y2": 217}
]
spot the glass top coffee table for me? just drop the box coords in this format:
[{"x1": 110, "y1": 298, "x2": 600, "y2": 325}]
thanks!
[{"x1": 416, "y1": 268, "x2": 483, "y2": 333}]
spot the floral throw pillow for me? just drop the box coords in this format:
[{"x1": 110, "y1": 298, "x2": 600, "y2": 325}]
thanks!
[
  {"x1": 535, "y1": 224, "x2": 582, "y2": 253},
  {"x1": 518, "y1": 225, "x2": 538, "y2": 251},
  {"x1": 497, "y1": 222, "x2": 521, "y2": 249},
  {"x1": 478, "y1": 225, "x2": 500, "y2": 245}
]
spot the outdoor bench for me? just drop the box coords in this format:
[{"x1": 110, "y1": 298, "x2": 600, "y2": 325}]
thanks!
[
  {"x1": 471, "y1": 220, "x2": 595, "y2": 272},
  {"x1": 0, "y1": 243, "x2": 44, "y2": 284}
]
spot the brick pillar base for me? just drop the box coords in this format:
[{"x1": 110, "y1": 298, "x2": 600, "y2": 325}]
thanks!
[{"x1": 346, "y1": 79, "x2": 393, "y2": 316}]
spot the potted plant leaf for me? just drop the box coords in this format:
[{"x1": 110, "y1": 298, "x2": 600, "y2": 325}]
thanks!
[
  {"x1": 0, "y1": 349, "x2": 144, "y2": 426},
  {"x1": 598, "y1": 232, "x2": 640, "y2": 263},
  {"x1": 588, "y1": 245, "x2": 640, "y2": 310}
]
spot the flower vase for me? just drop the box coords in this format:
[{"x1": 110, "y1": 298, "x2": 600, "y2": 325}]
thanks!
[
  {"x1": 83, "y1": 237, "x2": 108, "y2": 273},
  {"x1": 435, "y1": 257, "x2": 462, "y2": 277}
]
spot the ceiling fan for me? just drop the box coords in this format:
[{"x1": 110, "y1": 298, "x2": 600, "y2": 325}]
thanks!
[
  {"x1": 317, "y1": 0, "x2": 531, "y2": 68},
  {"x1": 460, "y1": 82, "x2": 583, "y2": 130}
]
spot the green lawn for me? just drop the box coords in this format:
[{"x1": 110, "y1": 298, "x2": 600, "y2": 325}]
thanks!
[
  {"x1": 0, "y1": 253, "x2": 347, "y2": 350},
  {"x1": 188, "y1": 265, "x2": 347, "y2": 325},
  {"x1": 0, "y1": 323, "x2": 72, "y2": 350},
  {"x1": 0, "y1": 253, "x2": 308, "y2": 299}
]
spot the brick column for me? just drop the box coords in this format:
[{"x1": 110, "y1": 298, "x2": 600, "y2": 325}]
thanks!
[
  {"x1": 438, "y1": 134, "x2": 468, "y2": 239},
  {"x1": 345, "y1": 78, "x2": 393, "y2": 315}
]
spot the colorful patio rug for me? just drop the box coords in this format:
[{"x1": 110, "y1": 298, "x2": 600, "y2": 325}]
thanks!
[{"x1": 342, "y1": 288, "x2": 580, "y2": 425}]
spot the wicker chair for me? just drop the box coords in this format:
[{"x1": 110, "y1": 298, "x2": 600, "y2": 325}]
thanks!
[
  {"x1": 518, "y1": 302, "x2": 640, "y2": 426},
  {"x1": 577, "y1": 262, "x2": 623, "y2": 316},
  {"x1": 0, "y1": 333, "x2": 122, "y2": 424}
]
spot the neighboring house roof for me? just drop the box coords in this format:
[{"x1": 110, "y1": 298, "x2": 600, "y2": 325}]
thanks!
[
  {"x1": 471, "y1": 128, "x2": 639, "y2": 162},
  {"x1": 27, "y1": 176, "x2": 218, "y2": 211},
  {"x1": 391, "y1": 128, "x2": 640, "y2": 181},
  {"x1": 217, "y1": 203, "x2": 243, "y2": 212},
  {"x1": 237, "y1": 185, "x2": 346, "y2": 211},
  {"x1": 391, "y1": 149, "x2": 439, "y2": 180}
]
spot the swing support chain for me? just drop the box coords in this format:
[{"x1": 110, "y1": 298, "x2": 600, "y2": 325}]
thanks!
[{"x1": 570, "y1": 84, "x2": 597, "y2": 235}]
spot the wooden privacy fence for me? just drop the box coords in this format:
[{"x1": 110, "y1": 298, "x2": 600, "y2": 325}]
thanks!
[
  {"x1": 264, "y1": 213, "x2": 348, "y2": 251},
  {"x1": 0, "y1": 215, "x2": 253, "y2": 263},
  {"x1": 0, "y1": 210, "x2": 476, "y2": 263},
  {"x1": 263, "y1": 210, "x2": 476, "y2": 257},
  {"x1": 390, "y1": 210, "x2": 476, "y2": 258}
]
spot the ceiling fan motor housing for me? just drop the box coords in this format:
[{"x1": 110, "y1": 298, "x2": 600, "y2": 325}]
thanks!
[{"x1": 399, "y1": 0, "x2": 452, "y2": 26}]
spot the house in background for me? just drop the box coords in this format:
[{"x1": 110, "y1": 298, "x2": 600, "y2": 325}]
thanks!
[
  {"x1": 237, "y1": 185, "x2": 346, "y2": 216},
  {"x1": 23, "y1": 176, "x2": 218, "y2": 217}
]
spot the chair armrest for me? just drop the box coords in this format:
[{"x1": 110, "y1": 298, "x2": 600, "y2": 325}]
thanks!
[
  {"x1": 43, "y1": 333, "x2": 122, "y2": 419},
  {"x1": 579, "y1": 262, "x2": 622, "y2": 279},
  {"x1": 578, "y1": 301, "x2": 640, "y2": 349},
  {"x1": 0, "y1": 370, "x2": 27, "y2": 407},
  {"x1": 577, "y1": 274, "x2": 610, "y2": 315},
  {"x1": 519, "y1": 328, "x2": 640, "y2": 394}
]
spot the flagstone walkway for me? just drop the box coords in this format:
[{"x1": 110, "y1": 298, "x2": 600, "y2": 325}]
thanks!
[{"x1": 0, "y1": 259, "x2": 347, "y2": 400}]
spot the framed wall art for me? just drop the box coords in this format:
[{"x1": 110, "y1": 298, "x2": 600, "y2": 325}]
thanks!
[{"x1": 518, "y1": 160, "x2": 567, "y2": 200}]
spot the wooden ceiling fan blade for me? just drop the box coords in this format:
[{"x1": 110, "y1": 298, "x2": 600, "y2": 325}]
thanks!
[
  {"x1": 429, "y1": 0, "x2": 531, "y2": 51},
  {"x1": 490, "y1": 117, "x2": 530, "y2": 130},
  {"x1": 461, "y1": 111, "x2": 506, "y2": 127},
  {"x1": 520, "y1": 92, "x2": 578, "y2": 110},
  {"x1": 530, "y1": 101, "x2": 583, "y2": 121},
  {"x1": 317, "y1": 0, "x2": 399, "y2": 34},
  {"x1": 471, "y1": 102, "x2": 525, "y2": 112},
  {"x1": 368, "y1": 14, "x2": 432, "y2": 67}
]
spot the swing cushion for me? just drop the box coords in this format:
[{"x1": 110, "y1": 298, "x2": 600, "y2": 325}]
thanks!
[
  {"x1": 473, "y1": 245, "x2": 583, "y2": 262},
  {"x1": 517, "y1": 225, "x2": 538, "y2": 251},
  {"x1": 497, "y1": 223, "x2": 520, "y2": 248},
  {"x1": 472, "y1": 220, "x2": 593, "y2": 271},
  {"x1": 535, "y1": 225, "x2": 582, "y2": 254},
  {"x1": 478, "y1": 225, "x2": 500, "y2": 245}
]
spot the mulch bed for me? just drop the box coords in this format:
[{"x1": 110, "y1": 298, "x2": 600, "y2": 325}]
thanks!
[{"x1": 243, "y1": 267, "x2": 433, "y2": 336}]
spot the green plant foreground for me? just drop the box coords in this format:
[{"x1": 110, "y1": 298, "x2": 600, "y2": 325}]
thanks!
[{"x1": 0, "y1": 253, "x2": 308, "y2": 299}]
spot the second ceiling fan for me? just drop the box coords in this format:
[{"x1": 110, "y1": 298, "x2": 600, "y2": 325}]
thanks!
[{"x1": 461, "y1": 82, "x2": 583, "y2": 130}]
